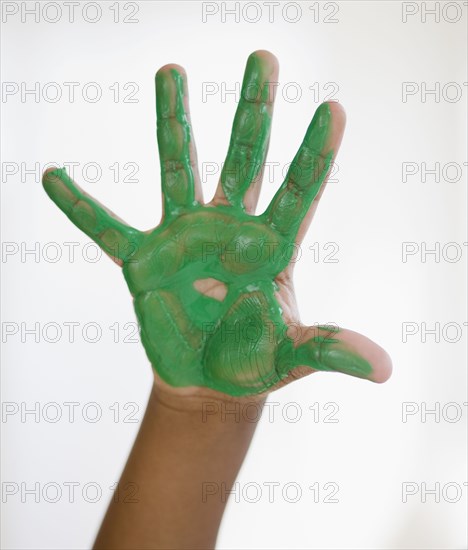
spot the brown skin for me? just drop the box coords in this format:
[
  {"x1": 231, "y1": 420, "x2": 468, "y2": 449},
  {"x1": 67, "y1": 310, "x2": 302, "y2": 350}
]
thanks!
[
  {"x1": 94, "y1": 379, "x2": 265, "y2": 549},
  {"x1": 89, "y1": 51, "x2": 392, "y2": 549}
]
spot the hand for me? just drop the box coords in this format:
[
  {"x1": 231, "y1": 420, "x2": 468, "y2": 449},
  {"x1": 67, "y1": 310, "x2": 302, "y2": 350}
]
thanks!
[{"x1": 43, "y1": 50, "x2": 392, "y2": 398}]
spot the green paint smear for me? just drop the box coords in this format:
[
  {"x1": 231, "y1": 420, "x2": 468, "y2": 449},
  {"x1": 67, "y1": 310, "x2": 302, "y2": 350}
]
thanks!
[
  {"x1": 43, "y1": 53, "x2": 372, "y2": 397},
  {"x1": 221, "y1": 52, "x2": 274, "y2": 210}
]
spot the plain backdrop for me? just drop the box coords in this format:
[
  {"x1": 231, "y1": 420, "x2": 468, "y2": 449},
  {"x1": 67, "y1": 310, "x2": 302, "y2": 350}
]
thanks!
[{"x1": 1, "y1": 1, "x2": 467, "y2": 549}]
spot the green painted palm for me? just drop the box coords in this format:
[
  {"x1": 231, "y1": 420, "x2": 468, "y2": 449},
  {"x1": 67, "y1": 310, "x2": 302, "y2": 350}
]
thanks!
[{"x1": 43, "y1": 51, "x2": 390, "y2": 396}]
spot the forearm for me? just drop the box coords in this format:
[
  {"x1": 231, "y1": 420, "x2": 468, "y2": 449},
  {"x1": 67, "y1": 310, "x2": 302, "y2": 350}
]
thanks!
[{"x1": 94, "y1": 381, "x2": 264, "y2": 549}]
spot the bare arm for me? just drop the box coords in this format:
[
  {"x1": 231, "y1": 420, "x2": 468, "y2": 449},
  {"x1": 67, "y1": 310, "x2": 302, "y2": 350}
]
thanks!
[{"x1": 94, "y1": 381, "x2": 264, "y2": 549}]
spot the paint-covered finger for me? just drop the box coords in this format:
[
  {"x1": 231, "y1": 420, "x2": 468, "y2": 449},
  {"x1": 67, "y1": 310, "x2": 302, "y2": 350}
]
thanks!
[
  {"x1": 156, "y1": 65, "x2": 199, "y2": 216},
  {"x1": 278, "y1": 325, "x2": 392, "y2": 383},
  {"x1": 214, "y1": 50, "x2": 278, "y2": 212},
  {"x1": 264, "y1": 102, "x2": 344, "y2": 238},
  {"x1": 42, "y1": 167, "x2": 142, "y2": 262}
]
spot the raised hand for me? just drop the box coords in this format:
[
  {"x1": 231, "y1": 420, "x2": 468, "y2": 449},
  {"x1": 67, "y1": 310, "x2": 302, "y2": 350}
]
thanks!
[{"x1": 43, "y1": 51, "x2": 391, "y2": 397}]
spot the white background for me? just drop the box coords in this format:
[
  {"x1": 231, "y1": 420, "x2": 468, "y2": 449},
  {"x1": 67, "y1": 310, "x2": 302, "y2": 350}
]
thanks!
[{"x1": 1, "y1": 1, "x2": 467, "y2": 548}]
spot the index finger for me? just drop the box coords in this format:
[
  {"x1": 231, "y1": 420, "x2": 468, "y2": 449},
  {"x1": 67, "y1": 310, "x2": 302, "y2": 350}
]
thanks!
[{"x1": 264, "y1": 101, "x2": 346, "y2": 242}]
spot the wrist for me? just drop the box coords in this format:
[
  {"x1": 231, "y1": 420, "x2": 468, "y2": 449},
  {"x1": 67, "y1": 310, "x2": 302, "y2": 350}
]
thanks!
[{"x1": 151, "y1": 371, "x2": 267, "y2": 417}]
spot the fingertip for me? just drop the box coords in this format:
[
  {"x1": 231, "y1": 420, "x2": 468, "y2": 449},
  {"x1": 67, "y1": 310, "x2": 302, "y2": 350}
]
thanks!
[
  {"x1": 155, "y1": 64, "x2": 188, "y2": 111},
  {"x1": 325, "y1": 328, "x2": 392, "y2": 384},
  {"x1": 326, "y1": 101, "x2": 346, "y2": 130},
  {"x1": 42, "y1": 167, "x2": 68, "y2": 198},
  {"x1": 250, "y1": 49, "x2": 279, "y2": 70},
  {"x1": 349, "y1": 336, "x2": 393, "y2": 384},
  {"x1": 326, "y1": 99, "x2": 345, "y2": 115},
  {"x1": 156, "y1": 63, "x2": 187, "y2": 81},
  {"x1": 42, "y1": 166, "x2": 64, "y2": 185},
  {"x1": 251, "y1": 49, "x2": 276, "y2": 59},
  {"x1": 353, "y1": 333, "x2": 393, "y2": 384},
  {"x1": 318, "y1": 101, "x2": 346, "y2": 155},
  {"x1": 247, "y1": 50, "x2": 279, "y2": 84},
  {"x1": 369, "y1": 349, "x2": 393, "y2": 384}
]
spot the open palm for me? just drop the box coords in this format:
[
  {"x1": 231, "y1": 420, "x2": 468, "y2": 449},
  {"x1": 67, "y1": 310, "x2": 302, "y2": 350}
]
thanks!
[{"x1": 43, "y1": 51, "x2": 391, "y2": 397}]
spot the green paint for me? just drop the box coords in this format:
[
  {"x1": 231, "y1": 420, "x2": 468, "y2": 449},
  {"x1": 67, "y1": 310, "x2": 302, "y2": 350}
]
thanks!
[
  {"x1": 156, "y1": 68, "x2": 196, "y2": 215},
  {"x1": 43, "y1": 52, "x2": 372, "y2": 396},
  {"x1": 42, "y1": 168, "x2": 143, "y2": 262},
  {"x1": 221, "y1": 53, "x2": 274, "y2": 210}
]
